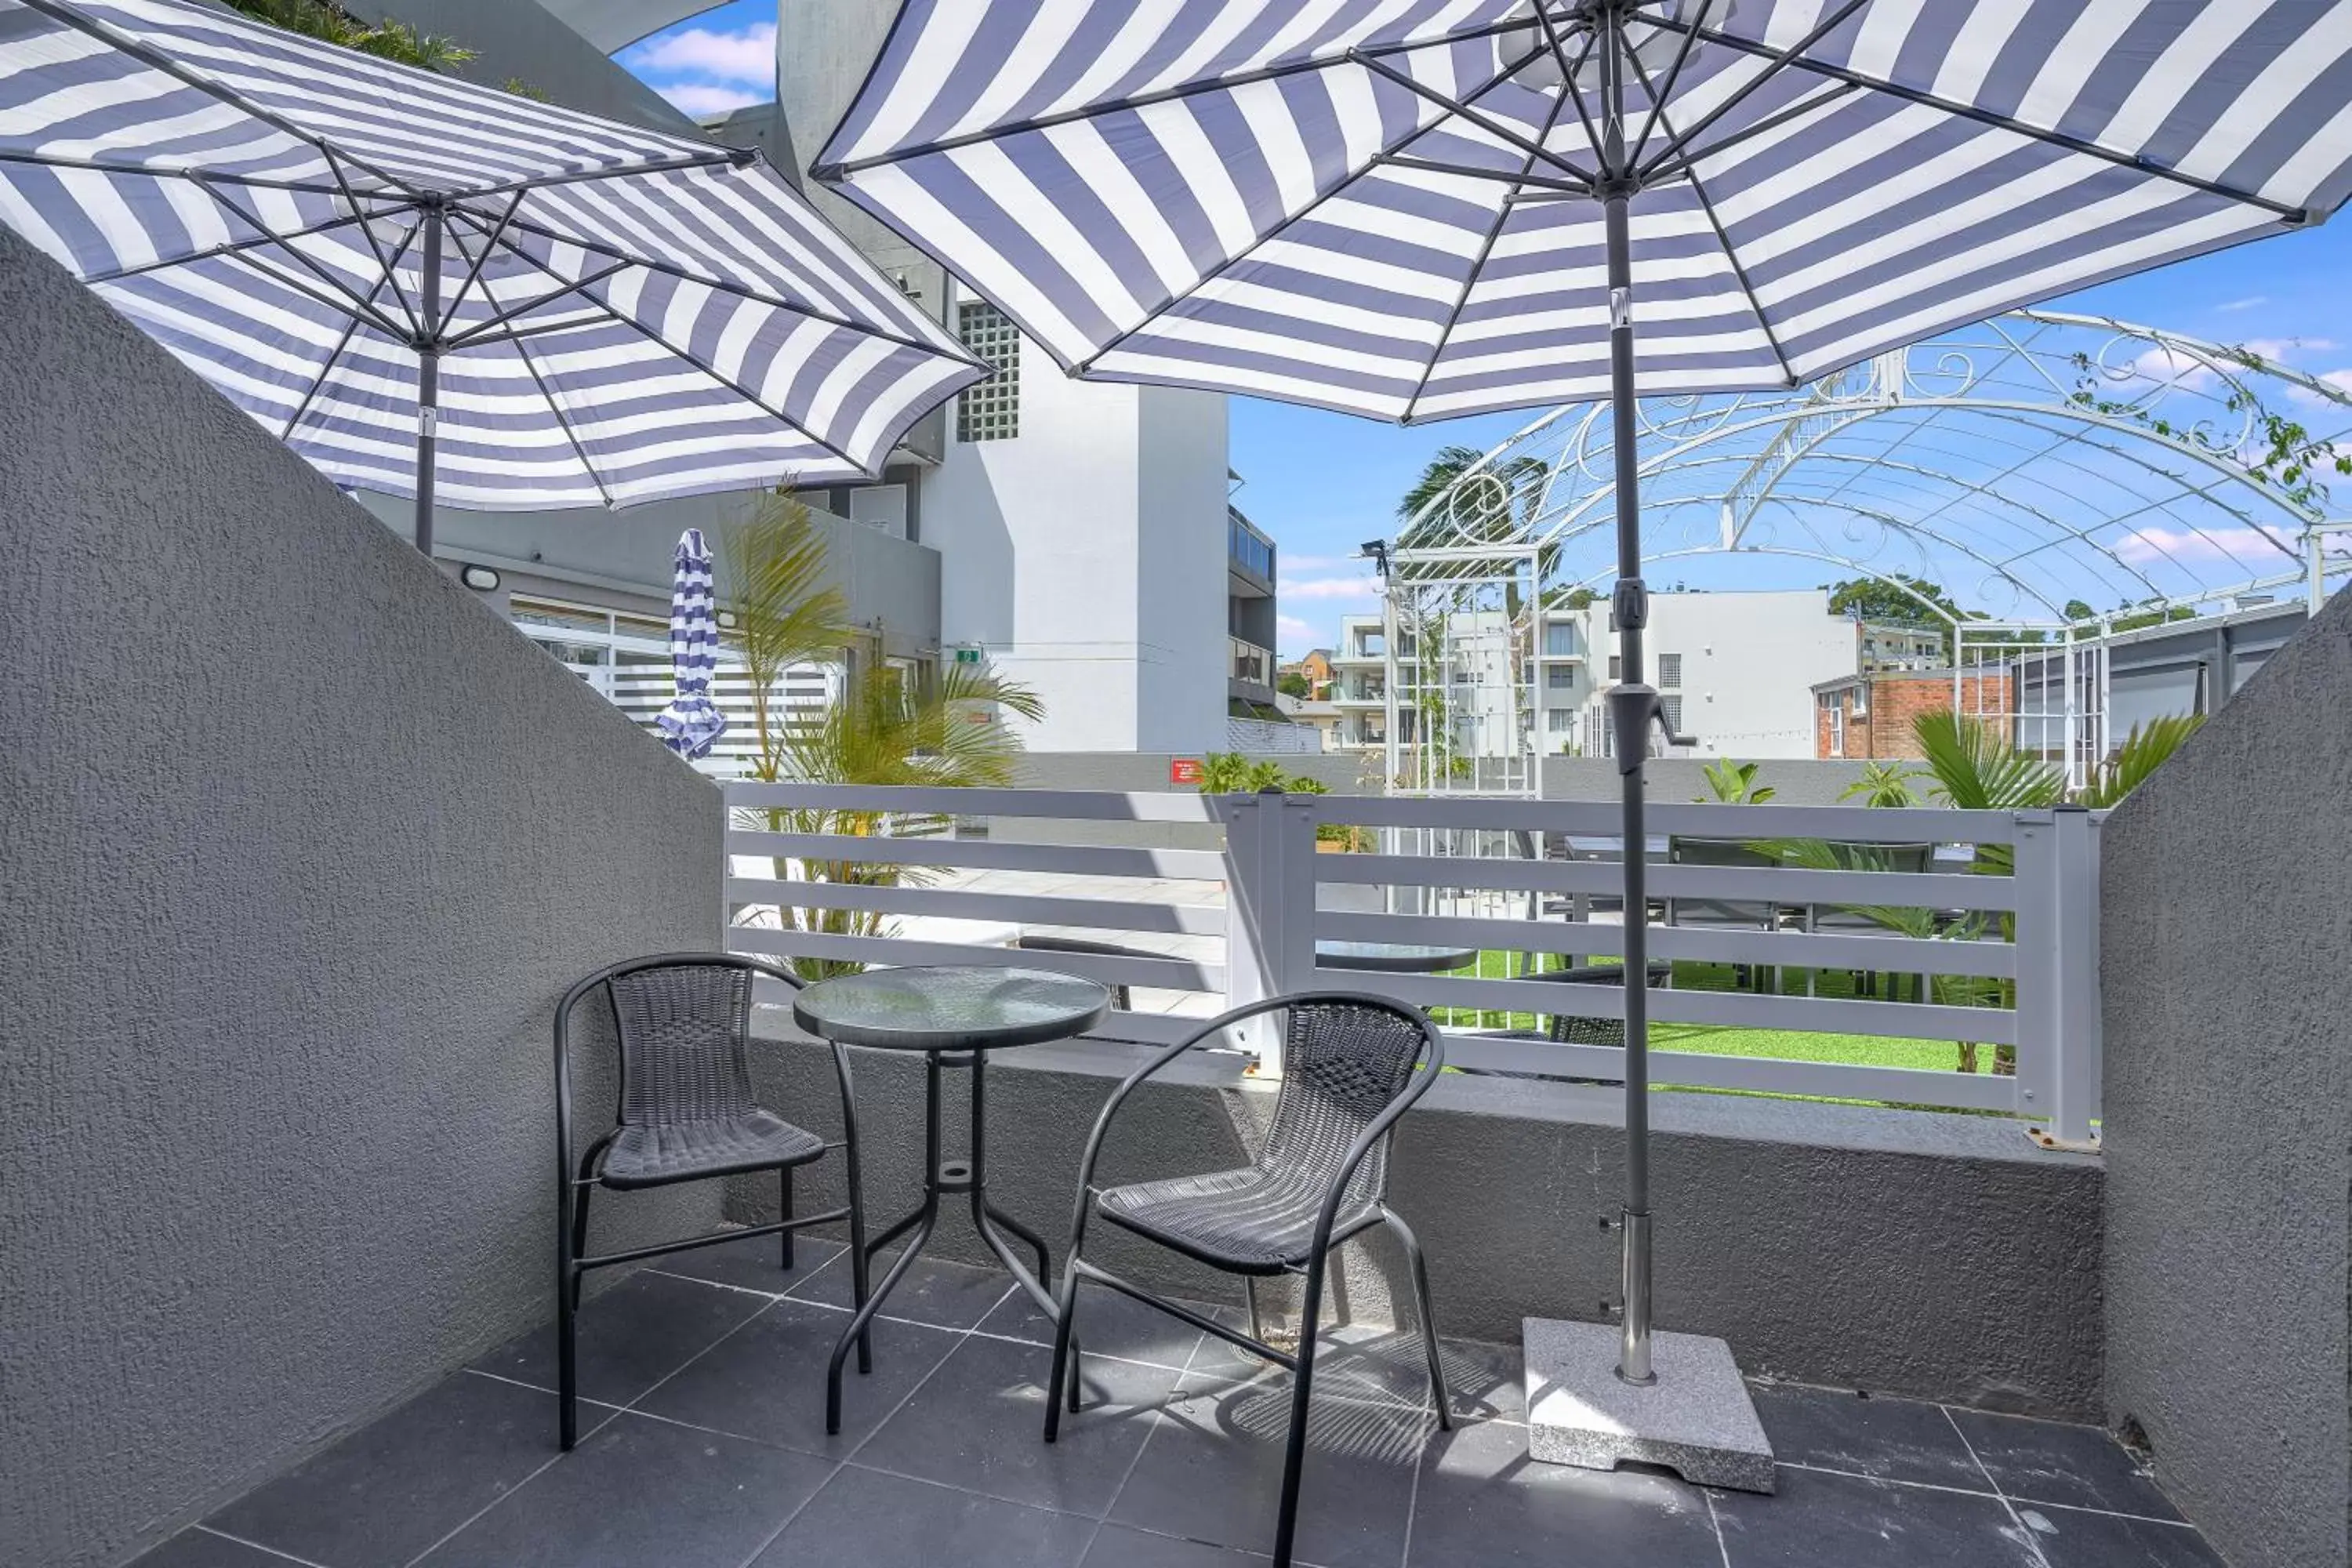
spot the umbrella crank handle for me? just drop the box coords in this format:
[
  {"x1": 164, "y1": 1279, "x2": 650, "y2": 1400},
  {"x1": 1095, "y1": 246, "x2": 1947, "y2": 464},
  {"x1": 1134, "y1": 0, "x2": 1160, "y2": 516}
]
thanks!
[{"x1": 1606, "y1": 684, "x2": 1694, "y2": 771}]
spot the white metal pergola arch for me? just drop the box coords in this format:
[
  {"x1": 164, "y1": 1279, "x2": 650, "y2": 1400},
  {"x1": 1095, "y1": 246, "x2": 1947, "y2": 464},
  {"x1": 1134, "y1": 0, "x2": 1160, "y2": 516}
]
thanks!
[{"x1": 1371, "y1": 308, "x2": 2352, "y2": 789}]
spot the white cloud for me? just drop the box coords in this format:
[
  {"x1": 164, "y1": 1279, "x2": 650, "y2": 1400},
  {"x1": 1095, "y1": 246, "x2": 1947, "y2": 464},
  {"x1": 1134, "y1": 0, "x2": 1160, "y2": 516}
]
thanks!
[
  {"x1": 2216, "y1": 296, "x2": 2268, "y2": 313},
  {"x1": 625, "y1": 24, "x2": 776, "y2": 85},
  {"x1": 655, "y1": 82, "x2": 767, "y2": 118},
  {"x1": 1279, "y1": 574, "x2": 1379, "y2": 601},
  {"x1": 2111, "y1": 524, "x2": 2297, "y2": 564},
  {"x1": 1276, "y1": 614, "x2": 1316, "y2": 642}
]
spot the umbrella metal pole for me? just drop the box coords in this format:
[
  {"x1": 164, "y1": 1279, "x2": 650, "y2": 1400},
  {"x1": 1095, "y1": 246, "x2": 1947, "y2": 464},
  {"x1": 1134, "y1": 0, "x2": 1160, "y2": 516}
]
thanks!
[
  {"x1": 1598, "y1": 4, "x2": 1657, "y2": 1390},
  {"x1": 413, "y1": 201, "x2": 442, "y2": 556}
]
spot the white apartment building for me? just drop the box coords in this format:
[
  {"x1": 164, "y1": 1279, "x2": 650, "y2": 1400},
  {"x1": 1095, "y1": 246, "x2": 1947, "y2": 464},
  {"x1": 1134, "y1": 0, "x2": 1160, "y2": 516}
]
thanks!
[{"x1": 1330, "y1": 589, "x2": 1855, "y2": 763}]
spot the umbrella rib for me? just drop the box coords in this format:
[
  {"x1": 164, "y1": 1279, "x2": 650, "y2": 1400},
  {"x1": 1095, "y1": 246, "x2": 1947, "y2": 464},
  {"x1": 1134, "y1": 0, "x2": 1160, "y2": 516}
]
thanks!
[
  {"x1": 322, "y1": 148, "x2": 423, "y2": 340},
  {"x1": 1639, "y1": 79, "x2": 1859, "y2": 185},
  {"x1": 1348, "y1": 47, "x2": 1597, "y2": 187},
  {"x1": 1071, "y1": 42, "x2": 1550, "y2": 377},
  {"x1": 1624, "y1": 46, "x2": 1797, "y2": 387},
  {"x1": 1625, "y1": 0, "x2": 1869, "y2": 180},
  {"x1": 485, "y1": 211, "x2": 982, "y2": 365},
  {"x1": 509, "y1": 333, "x2": 616, "y2": 510},
  {"x1": 0, "y1": 148, "x2": 357, "y2": 198},
  {"x1": 78, "y1": 207, "x2": 372, "y2": 285},
  {"x1": 434, "y1": 189, "x2": 531, "y2": 340},
  {"x1": 280, "y1": 309, "x2": 365, "y2": 441},
  {"x1": 440, "y1": 260, "x2": 630, "y2": 350},
  {"x1": 198, "y1": 180, "x2": 413, "y2": 337},
  {"x1": 1628, "y1": 0, "x2": 1711, "y2": 166},
  {"x1": 811, "y1": 13, "x2": 1543, "y2": 180},
  {"x1": 459, "y1": 148, "x2": 751, "y2": 204},
  {"x1": 13, "y1": 0, "x2": 423, "y2": 199},
  {"x1": 1632, "y1": 11, "x2": 2309, "y2": 220},
  {"x1": 223, "y1": 246, "x2": 409, "y2": 340},
  {"x1": 1402, "y1": 78, "x2": 1577, "y2": 425},
  {"x1": 459, "y1": 220, "x2": 873, "y2": 479}
]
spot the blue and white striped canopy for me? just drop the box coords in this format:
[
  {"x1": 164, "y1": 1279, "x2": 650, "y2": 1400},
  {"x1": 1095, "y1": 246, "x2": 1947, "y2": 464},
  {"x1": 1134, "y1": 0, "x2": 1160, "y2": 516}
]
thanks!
[
  {"x1": 818, "y1": 1, "x2": 2352, "y2": 424},
  {"x1": 0, "y1": 0, "x2": 984, "y2": 508},
  {"x1": 655, "y1": 527, "x2": 727, "y2": 760}
]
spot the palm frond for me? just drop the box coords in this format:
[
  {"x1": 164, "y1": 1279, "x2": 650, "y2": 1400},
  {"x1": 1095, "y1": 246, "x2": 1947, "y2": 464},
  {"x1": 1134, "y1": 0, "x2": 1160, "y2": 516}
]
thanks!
[
  {"x1": 2074, "y1": 714, "x2": 2204, "y2": 808},
  {"x1": 1911, "y1": 710, "x2": 2065, "y2": 812}
]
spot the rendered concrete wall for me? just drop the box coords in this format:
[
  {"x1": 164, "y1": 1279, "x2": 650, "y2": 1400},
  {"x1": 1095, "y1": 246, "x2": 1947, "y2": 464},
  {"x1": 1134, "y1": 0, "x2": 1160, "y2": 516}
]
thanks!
[
  {"x1": 2100, "y1": 588, "x2": 2352, "y2": 1568},
  {"x1": 0, "y1": 230, "x2": 724, "y2": 1568},
  {"x1": 730, "y1": 1036, "x2": 2104, "y2": 1418},
  {"x1": 373, "y1": 0, "x2": 701, "y2": 135}
]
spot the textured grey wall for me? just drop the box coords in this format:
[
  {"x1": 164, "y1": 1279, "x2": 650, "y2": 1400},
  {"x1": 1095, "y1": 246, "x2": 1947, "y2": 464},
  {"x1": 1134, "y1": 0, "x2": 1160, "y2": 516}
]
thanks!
[
  {"x1": 2100, "y1": 589, "x2": 2352, "y2": 1568},
  {"x1": 732, "y1": 1033, "x2": 2103, "y2": 1417},
  {"x1": 0, "y1": 230, "x2": 724, "y2": 1568},
  {"x1": 371, "y1": 0, "x2": 702, "y2": 135}
]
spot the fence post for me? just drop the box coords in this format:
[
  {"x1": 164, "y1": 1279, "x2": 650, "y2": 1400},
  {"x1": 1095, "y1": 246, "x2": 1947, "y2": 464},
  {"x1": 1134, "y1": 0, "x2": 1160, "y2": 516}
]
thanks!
[
  {"x1": 2013, "y1": 806, "x2": 2103, "y2": 1151},
  {"x1": 1218, "y1": 786, "x2": 1322, "y2": 1079}
]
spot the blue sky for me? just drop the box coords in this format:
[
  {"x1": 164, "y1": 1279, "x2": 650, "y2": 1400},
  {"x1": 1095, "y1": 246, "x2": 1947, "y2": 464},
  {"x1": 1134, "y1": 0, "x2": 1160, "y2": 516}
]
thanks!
[{"x1": 622, "y1": 5, "x2": 2352, "y2": 657}]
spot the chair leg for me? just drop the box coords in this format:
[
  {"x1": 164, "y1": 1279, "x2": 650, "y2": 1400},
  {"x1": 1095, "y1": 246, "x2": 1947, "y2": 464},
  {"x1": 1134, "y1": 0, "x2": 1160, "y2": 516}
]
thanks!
[
  {"x1": 557, "y1": 1183, "x2": 581, "y2": 1451},
  {"x1": 1272, "y1": 1253, "x2": 1327, "y2": 1568},
  {"x1": 779, "y1": 1166, "x2": 795, "y2": 1271},
  {"x1": 1043, "y1": 1251, "x2": 1086, "y2": 1443},
  {"x1": 568, "y1": 1179, "x2": 594, "y2": 1311},
  {"x1": 1383, "y1": 1207, "x2": 1452, "y2": 1430},
  {"x1": 1246, "y1": 1277, "x2": 1267, "y2": 1344}
]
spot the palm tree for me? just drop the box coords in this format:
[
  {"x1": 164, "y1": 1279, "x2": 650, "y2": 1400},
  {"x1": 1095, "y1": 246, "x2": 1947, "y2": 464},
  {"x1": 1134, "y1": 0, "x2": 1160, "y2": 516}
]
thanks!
[
  {"x1": 721, "y1": 492, "x2": 851, "y2": 777},
  {"x1": 1839, "y1": 761, "x2": 1926, "y2": 808}
]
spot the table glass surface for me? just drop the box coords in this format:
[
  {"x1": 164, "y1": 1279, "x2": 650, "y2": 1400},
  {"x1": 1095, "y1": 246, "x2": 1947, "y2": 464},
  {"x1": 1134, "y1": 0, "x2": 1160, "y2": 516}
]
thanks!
[
  {"x1": 793, "y1": 965, "x2": 1110, "y2": 1052},
  {"x1": 1314, "y1": 940, "x2": 1479, "y2": 973}
]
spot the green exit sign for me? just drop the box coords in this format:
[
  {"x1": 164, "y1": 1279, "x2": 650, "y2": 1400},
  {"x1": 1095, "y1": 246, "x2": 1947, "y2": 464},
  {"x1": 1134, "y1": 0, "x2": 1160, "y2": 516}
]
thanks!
[{"x1": 954, "y1": 648, "x2": 982, "y2": 664}]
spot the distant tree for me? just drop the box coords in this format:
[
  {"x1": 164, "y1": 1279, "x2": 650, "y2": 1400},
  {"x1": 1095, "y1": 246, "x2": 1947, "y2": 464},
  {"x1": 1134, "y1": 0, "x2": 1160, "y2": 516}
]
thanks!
[
  {"x1": 1276, "y1": 671, "x2": 1312, "y2": 699},
  {"x1": 2062, "y1": 598, "x2": 2098, "y2": 624},
  {"x1": 1828, "y1": 574, "x2": 1965, "y2": 658}
]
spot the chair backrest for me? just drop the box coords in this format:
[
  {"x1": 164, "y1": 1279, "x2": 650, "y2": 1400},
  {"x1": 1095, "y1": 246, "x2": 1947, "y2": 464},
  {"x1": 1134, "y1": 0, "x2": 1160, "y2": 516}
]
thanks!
[
  {"x1": 1255, "y1": 999, "x2": 1433, "y2": 1208},
  {"x1": 1521, "y1": 961, "x2": 1673, "y2": 1046},
  {"x1": 600, "y1": 957, "x2": 794, "y2": 1131},
  {"x1": 1010, "y1": 935, "x2": 1134, "y2": 1010},
  {"x1": 1667, "y1": 834, "x2": 1782, "y2": 929}
]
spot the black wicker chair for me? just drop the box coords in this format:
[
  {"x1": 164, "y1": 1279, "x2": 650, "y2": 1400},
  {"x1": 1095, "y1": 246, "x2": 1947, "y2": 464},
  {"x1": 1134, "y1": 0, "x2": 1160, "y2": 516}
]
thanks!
[
  {"x1": 554, "y1": 953, "x2": 869, "y2": 1449},
  {"x1": 1044, "y1": 994, "x2": 1448, "y2": 1568},
  {"x1": 1009, "y1": 933, "x2": 1136, "y2": 1008}
]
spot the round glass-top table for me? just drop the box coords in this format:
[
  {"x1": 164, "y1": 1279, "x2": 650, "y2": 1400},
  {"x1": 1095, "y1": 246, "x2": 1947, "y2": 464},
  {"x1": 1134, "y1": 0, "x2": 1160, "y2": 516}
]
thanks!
[
  {"x1": 1315, "y1": 939, "x2": 1479, "y2": 975},
  {"x1": 793, "y1": 965, "x2": 1109, "y2": 1434}
]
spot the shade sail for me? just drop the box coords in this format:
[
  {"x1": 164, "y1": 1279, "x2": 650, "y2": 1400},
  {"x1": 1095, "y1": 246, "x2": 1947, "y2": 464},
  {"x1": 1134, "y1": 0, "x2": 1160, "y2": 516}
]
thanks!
[
  {"x1": 0, "y1": 0, "x2": 985, "y2": 517},
  {"x1": 815, "y1": 1, "x2": 2352, "y2": 426}
]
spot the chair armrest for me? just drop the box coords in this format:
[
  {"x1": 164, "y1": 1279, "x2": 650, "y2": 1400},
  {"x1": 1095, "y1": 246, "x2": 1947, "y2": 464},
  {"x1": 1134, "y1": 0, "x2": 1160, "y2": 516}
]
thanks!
[{"x1": 1071, "y1": 995, "x2": 1301, "y2": 1200}]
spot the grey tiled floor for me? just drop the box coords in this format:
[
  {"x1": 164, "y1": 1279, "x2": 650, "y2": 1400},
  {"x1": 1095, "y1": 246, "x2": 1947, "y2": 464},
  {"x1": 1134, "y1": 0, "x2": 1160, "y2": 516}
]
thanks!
[{"x1": 138, "y1": 1238, "x2": 2221, "y2": 1568}]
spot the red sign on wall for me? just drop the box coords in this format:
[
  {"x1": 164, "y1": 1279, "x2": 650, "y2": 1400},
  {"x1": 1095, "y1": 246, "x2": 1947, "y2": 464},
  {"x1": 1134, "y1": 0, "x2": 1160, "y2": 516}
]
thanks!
[{"x1": 1168, "y1": 758, "x2": 1204, "y2": 786}]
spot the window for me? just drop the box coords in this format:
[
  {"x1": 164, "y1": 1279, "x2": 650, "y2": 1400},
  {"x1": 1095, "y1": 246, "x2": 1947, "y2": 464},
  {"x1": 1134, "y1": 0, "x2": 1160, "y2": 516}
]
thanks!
[
  {"x1": 848, "y1": 483, "x2": 908, "y2": 539},
  {"x1": 1547, "y1": 666, "x2": 1575, "y2": 690},
  {"x1": 1543, "y1": 622, "x2": 1578, "y2": 657},
  {"x1": 1657, "y1": 652, "x2": 1682, "y2": 688},
  {"x1": 1661, "y1": 694, "x2": 1684, "y2": 735},
  {"x1": 1546, "y1": 709, "x2": 1573, "y2": 732},
  {"x1": 956, "y1": 302, "x2": 1019, "y2": 441},
  {"x1": 1607, "y1": 655, "x2": 1621, "y2": 680},
  {"x1": 1824, "y1": 693, "x2": 1846, "y2": 757}
]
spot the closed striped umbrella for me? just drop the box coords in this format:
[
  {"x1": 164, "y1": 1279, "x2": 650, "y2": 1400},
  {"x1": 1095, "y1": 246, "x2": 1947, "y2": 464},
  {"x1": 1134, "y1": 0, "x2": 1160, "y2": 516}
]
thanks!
[
  {"x1": 0, "y1": 0, "x2": 985, "y2": 552},
  {"x1": 655, "y1": 527, "x2": 727, "y2": 760},
  {"x1": 816, "y1": 0, "x2": 2352, "y2": 1434}
]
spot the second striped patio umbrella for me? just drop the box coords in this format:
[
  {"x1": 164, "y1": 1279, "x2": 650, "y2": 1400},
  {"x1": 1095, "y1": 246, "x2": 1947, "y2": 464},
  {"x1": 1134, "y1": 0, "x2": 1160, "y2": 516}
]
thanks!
[
  {"x1": 654, "y1": 528, "x2": 727, "y2": 761},
  {"x1": 813, "y1": 0, "x2": 2352, "y2": 1540},
  {"x1": 0, "y1": 0, "x2": 985, "y2": 551}
]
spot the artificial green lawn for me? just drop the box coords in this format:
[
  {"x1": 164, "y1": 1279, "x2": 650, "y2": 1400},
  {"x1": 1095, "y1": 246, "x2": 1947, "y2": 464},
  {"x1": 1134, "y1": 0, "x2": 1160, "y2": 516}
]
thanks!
[{"x1": 1431, "y1": 949, "x2": 1997, "y2": 1078}]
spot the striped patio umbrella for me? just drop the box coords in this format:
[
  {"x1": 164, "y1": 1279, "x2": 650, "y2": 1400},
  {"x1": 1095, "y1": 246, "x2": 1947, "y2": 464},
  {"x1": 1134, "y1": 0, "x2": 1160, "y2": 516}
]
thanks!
[
  {"x1": 815, "y1": 0, "x2": 2352, "y2": 1421},
  {"x1": 0, "y1": 0, "x2": 985, "y2": 554},
  {"x1": 654, "y1": 527, "x2": 727, "y2": 760}
]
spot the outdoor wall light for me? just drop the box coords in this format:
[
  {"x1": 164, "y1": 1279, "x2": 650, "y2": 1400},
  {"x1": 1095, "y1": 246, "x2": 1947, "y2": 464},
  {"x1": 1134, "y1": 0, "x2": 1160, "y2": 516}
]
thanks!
[
  {"x1": 717, "y1": 610, "x2": 739, "y2": 629},
  {"x1": 460, "y1": 564, "x2": 499, "y2": 592}
]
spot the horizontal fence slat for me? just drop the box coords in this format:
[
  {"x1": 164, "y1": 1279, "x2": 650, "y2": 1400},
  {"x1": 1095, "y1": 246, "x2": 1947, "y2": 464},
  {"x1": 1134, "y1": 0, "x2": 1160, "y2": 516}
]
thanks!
[
  {"x1": 1438, "y1": 1031, "x2": 2020, "y2": 1112},
  {"x1": 1317, "y1": 854, "x2": 2015, "y2": 910},
  {"x1": 726, "y1": 829, "x2": 1227, "y2": 882},
  {"x1": 726, "y1": 924, "x2": 1225, "y2": 992},
  {"x1": 1330, "y1": 970, "x2": 2015, "y2": 1046},
  {"x1": 726, "y1": 782, "x2": 1219, "y2": 822},
  {"x1": 728, "y1": 877, "x2": 1227, "y2": 937},
  {"x1": 1312, "y1": 795, "x2": 2020, "y2": 843},
  {"x1": 1314, "y1": 910, "x2": 2015, "y2": 978}
]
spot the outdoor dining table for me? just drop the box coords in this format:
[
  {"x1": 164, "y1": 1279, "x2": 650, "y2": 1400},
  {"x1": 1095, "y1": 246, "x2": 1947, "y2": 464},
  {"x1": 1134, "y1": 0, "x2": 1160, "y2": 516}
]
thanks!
[
  {"x1": 793, "y1": 964, "x2": 1109, "y2": 1433},
  {"x1": 1315, "y1": 939, "x2": 1479, "y2": 975}
]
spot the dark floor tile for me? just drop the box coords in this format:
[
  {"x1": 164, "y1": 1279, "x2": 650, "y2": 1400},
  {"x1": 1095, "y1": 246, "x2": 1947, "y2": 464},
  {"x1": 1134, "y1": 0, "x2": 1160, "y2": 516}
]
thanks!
[
  {"x1": 980, "y1": 1279, "x2": 1210, "y2": 1370},
  {"x1": 125, "y1": 1530, "x2": 307, "y2": 1568},
  {"x1": 1947, "y1": 1409, "x2": 2183, "y2": 1519},
  {"x1": 1713, "y1": 1465, "x2": 2042, "y2": 1568},
  {"x1": 787, "y1": 1243, "x2": 1015, "y2": 1329},
  {"x1": 752, "y1": 1465, "x2": 1097, "y2": 1567},
  {"x1": 2019, "y1": 1504, "x2": 2226, "y2": 1567},
  {"x1": 855, "y1": 1332, "x2": 1185, "y2": 1515},
  {"x1": 469, "y1": 1269, "x2": 767, "y2": 1406},
  {"x1": 634, "y1": 1296, "x2": 964, "y2": 1456},
  {"x1": 1750, "y1": 1385, "x2": 1986, "y2": 1490},
  {"x1": 205, "y1": 1373, "x2": 583, "y2": 1568},
  {"x1": 1188, "y1": 1320, "x2": 1441, "y2": 1410},
  {"x1": 1432, "y1": 1338, "x2": 1526, "y2": 1425},
  {"x1": 1082, "y1": 1524, "x2": 1277, "y2": 1566},
  {"x1": 1407, "y1": 1418, "x2": 1723, "y2": 1568},
  {"x1": 651, "y1": 1229, "x2": 846, "y2": 1296},
  {"x1": 1110, "y1": 1376, "x2": 1432, "y2": 1568},
  {"x1": 416, "y1": 1410, "x2": 831, "y2": 1568}
]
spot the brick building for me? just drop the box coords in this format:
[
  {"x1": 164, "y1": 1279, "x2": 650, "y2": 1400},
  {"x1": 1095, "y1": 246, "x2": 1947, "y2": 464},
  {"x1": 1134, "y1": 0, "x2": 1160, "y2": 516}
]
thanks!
[{"x1": 1815, "y1": 669, "x2": 2015, "y2": 759}]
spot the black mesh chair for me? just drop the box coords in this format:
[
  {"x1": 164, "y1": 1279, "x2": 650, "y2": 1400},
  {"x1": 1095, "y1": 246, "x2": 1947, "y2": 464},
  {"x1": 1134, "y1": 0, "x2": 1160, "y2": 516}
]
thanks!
[
  {"x1": 554, "y1": 953, "x2": 869, "y2": 1449},
  {"x1": 1468, "y1": 960, "x2": 1675, "y2": 1044},
  {"x1": 1009, "y1": 933, "x2": 1135, "y2": 1008},
  {"x1": 1044, "y1": 994, "x2": 1448, "y2": 1568}
]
